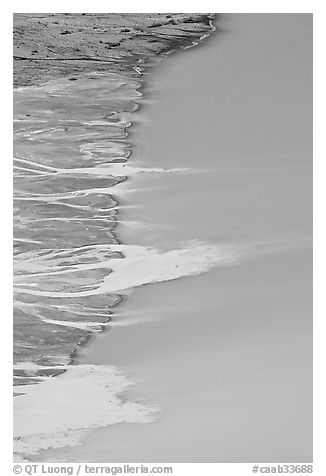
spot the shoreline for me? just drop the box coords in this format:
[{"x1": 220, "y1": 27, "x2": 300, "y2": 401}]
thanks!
[
  {"x1": 13, "y1": 13, "x2": 217, "y2": 460},
  {"x1": 13, "y1": 13, "x2": 312, "y2": 463},
  {"x1": 13, "y1": 13, "x2": 215, "y2": 88},
  {"x1": 13, "y1": 14, "x2": 216, "y2": 386}
]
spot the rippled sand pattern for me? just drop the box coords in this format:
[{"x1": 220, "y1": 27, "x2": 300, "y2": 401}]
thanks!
[{"x1": 13, "y1": 73, "x2": 141, "y2": 385}]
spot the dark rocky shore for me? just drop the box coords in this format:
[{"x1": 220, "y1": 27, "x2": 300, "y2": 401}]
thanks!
[{"x1": 14, "y1": 13, "x2": 214, "y2": 87}]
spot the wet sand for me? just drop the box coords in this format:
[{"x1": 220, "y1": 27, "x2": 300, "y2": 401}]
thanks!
[
  {"x1": 13, "y1": 14, "x2": 214, "y2": 386},
  {"x1": 13, "y1": 13, "x2": 216, "y2": 460},
  {"x1": 37, "y1": 14, "x2": 312, "y2": 462}
]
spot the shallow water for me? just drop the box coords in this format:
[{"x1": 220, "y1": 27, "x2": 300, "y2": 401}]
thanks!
[{"x1": 20, "y1": 14, "x2": 312, "y2": 462}]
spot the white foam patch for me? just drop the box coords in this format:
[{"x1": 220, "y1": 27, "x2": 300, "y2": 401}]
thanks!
[
  {"x1": 14, "y1": 158, "x2": 188, "y2": 180},
  {"x1": 99, "y1": 240, "x2": 243, "y2": 294},
  {"x1": 14, "y1": 365, "x2": 157, "y2": 457},
  {"x1": 14, "y1": 240, "x2": 246, "y2": 298},
  {"x1": 57, "y1": 164, "x2": 190, "y2": 177},
  {"x1": 39, "y1": 316, "x2": 107, "y2": 332}
]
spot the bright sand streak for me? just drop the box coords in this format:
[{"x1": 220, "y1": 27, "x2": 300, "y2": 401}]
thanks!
[{"x1": 19, "y1": 14, "x2": 312, "y2": 462}]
